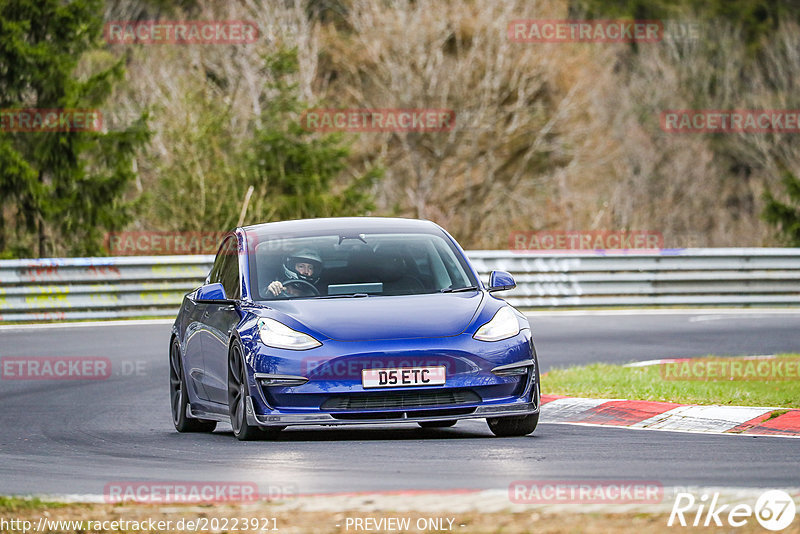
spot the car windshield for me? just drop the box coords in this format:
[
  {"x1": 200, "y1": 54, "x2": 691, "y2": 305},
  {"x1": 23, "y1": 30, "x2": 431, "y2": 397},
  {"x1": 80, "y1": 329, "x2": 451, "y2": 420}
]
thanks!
[{"x1": 248, "y1": 231, "x2": 478, "y2": 301}]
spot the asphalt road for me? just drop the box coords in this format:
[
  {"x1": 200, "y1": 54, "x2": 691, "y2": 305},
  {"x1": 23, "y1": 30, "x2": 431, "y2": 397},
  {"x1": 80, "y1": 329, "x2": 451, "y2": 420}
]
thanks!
[
  {"x1": 0, "y1": 311, "x2": 798, "y2": 497},
  {"x1": 529, "y1": 311, "x2": 800, "y2": 369}
]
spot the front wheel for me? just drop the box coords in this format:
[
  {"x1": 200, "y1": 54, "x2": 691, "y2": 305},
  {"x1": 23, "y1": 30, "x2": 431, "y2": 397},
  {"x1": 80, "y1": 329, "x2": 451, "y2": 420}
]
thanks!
[
  {"x1": 486, "y1": 413, "x2": 538, "y2": 437},
  {"x1": 170, "y1": 339, "x2": 216, "y2": 433},
  {"x1": 228, "y1": 341, "x2": 282, "y2": 441}
]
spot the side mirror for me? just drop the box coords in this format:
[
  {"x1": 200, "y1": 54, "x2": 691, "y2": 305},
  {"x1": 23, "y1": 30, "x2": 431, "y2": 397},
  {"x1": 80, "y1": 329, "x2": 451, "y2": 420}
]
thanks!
[
  {"x1": 195, "y1": 282, "x2": 228, "y2": 302},
  {"x1": 487, "y1": 270, "x2": 516, "y2": 292}
]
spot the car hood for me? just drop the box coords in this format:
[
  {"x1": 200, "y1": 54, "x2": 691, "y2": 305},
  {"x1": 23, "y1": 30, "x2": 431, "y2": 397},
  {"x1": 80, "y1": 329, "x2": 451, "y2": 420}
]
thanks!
[{"x1": 262, "y1": 292, "x2": 484, "y2": 341}]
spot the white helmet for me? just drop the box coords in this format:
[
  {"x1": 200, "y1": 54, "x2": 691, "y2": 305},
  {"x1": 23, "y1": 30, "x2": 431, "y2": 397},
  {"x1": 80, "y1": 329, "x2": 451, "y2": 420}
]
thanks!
[{"x1": 283, "y1": 249, "x2": 322, "y2": 284}]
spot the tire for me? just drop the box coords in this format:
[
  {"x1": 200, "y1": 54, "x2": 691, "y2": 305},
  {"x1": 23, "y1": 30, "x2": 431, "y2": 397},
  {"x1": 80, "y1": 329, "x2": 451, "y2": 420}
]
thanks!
[
  {"x1": 228, "y1": 341, "x2": 282, "y2": 441},
  {"x1": 418, "y1": 420, "x2": 457, "y2": 428},
  {"x1": 170, "y1": 339, "x2": 217, "y2": 433},
  {"x1": 486, "y1": 413, "x2": 538, "y2": 437}
]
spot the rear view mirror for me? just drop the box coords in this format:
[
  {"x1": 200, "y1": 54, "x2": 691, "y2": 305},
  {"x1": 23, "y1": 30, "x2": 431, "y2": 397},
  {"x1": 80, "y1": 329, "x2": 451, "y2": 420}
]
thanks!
[
  {"x1": 196, "y1": 282, "x2": 228, "y2": 302},
  {"x1": 487, "y1": 270, "x2": 516, "y2": 292}
]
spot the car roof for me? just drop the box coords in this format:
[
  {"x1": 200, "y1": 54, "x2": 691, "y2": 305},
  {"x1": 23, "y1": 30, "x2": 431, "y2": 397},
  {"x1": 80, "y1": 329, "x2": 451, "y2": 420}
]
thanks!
[{"x1": 241, "y1": 217, "x2": 443, "y2": 236}]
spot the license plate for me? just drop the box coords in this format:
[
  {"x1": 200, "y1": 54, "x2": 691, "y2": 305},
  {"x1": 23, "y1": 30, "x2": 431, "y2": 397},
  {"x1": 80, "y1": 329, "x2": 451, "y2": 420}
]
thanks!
[{"x1": 362, "y1": 366, "x2": 446, "y2": 388}]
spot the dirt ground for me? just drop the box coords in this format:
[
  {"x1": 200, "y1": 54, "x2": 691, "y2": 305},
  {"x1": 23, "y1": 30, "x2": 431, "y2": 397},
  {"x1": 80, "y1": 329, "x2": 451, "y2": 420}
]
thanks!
[{"x1": 2, "y1": 500, "x2": 798, "y2": 534}]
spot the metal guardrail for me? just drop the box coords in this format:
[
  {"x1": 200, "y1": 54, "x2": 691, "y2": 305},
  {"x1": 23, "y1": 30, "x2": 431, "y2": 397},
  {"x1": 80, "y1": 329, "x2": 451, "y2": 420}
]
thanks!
[
  {"x1": 468, "y1": 249, "x2": 800, "y2": 308},
  {"x1": 0, "y1": 255, "x2": 213, "y2": 322},
  {"x1": 0, "y1": 249, "x2": 799, "y2": 321}
]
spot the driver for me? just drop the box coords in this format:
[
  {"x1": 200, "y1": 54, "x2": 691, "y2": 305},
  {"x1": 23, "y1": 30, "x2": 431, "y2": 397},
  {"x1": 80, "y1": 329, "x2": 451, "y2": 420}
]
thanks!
[{"x1": 267, "y1": 249, "x2": 323, "y2": 297}]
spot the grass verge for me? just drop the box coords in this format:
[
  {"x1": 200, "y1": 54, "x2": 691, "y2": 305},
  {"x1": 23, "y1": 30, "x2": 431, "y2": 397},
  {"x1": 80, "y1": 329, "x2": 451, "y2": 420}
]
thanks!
[
  {"x1": 541, "y1": 354, "x2": 800, "y2": 408},
  {"x1": 0, "y1": 497, "x2": 66, "y2": 512}
]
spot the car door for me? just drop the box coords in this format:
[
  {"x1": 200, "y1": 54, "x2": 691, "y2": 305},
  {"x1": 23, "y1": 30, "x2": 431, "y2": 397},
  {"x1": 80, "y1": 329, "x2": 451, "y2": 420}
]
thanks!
[
  {"x1": 181, "y1": 246, "x2": 228, "y2": 402},
  {"x1": 201, "y1": 236, "x2": 243, "y2": 404},
  {"x1": 180, "y1": 291, "x2": 212, "y2": 401}
]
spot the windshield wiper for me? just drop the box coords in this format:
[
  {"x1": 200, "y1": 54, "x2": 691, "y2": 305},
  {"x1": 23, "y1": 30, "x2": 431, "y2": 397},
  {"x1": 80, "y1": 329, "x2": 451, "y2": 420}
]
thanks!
[
  {"x1": 316, "y1": 293, "x2": 370, "y2": 299},
  {"x1": 440, "y1": 285, "x2": 479, "y2": 293}
]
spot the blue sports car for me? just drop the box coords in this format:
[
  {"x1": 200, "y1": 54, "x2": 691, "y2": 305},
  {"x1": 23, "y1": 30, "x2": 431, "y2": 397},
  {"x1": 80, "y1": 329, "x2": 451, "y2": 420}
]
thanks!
[{"x1": 170, "y1": 217, "x2": 540, "y2": 440}]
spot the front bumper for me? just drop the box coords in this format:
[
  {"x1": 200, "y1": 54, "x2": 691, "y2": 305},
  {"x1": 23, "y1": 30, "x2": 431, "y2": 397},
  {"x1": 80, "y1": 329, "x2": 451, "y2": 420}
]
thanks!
[
  {"x1": 246, "y1": 385, "x2": 540, "y2": 428},
  {"x1": 241, "y1": 327, "x2": 540, "y2": 428}
]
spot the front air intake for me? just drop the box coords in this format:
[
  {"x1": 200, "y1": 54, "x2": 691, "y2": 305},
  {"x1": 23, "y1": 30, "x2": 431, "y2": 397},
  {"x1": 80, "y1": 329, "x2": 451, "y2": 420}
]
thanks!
[{"x1": 321, "y1": 389, "x2": 481, "y2": 411}]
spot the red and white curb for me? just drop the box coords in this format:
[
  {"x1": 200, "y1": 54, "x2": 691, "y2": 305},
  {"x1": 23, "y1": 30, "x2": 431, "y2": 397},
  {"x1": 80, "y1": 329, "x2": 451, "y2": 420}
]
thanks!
[{"x1": 540, "y1": 395, "x2": 800, "y2": 438}]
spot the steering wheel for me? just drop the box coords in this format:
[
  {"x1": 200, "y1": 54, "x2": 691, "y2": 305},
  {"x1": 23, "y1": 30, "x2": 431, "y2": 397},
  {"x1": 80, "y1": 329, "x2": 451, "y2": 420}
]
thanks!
[{"x1": 281, "y1": 279, "x2": 320, "y2": 296}]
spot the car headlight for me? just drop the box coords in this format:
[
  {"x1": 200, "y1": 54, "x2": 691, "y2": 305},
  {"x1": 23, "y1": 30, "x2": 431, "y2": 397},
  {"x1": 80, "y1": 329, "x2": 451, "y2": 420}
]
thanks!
[
  {"x1": 473, "y1": 307, "x2": 520, "y2": 342},
  {"x1": 258, "y1": 318, "x2": 321, "y2": 350}
]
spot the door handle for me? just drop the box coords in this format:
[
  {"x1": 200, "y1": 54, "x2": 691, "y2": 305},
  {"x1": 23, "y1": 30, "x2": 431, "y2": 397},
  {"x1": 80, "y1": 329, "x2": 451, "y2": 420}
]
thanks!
[{"x1": 202, "y1": 310, "x2": 210, "y2": 318}]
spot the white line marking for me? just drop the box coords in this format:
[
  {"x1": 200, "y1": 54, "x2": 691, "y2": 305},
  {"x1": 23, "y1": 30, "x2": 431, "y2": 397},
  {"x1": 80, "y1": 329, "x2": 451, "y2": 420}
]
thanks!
[
  {"x1": 0, "y1": 319, "x2": 173, "y2": 331},
  {"x1": 623, "y1": 355, "x2": 777, "y2": 367},
  {"x1": 623, "y1": 358, "x2": 691, "y2": 367},
  {"x1": 524, "y1": 308, "x2": 800, "y2": 317},
  {"x1": 688, "y1": 313, "x2": 800, "y2": 322}
]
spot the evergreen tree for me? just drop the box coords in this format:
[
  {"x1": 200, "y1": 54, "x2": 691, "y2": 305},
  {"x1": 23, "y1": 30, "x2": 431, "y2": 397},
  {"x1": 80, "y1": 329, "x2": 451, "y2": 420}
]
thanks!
[
  {"x1": 244, "y1": 49, "x2": 381, "y2": 223},
  {"x1": 150, "y1": 47, "x2": 381, "y2": 232},
  {"x1": 0, "y1": 0, "x2": 148, "y2": 257}
]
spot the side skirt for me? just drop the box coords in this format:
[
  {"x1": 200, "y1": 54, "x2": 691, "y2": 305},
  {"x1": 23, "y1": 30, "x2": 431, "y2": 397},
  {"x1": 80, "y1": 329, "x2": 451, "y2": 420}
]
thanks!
[{"x1": 188, "y1": 401, "x2": 230, "y2": 423}]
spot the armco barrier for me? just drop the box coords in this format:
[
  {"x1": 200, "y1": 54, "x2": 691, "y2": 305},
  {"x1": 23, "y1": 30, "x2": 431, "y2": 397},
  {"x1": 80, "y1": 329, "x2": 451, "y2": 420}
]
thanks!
[
  {"x1": 468, "y1": 248, "x2": 800, "y2": 308},
  {"x1": 0, "y1": 255, "x2": 213, "y2": 322},
  {"x1": 0, "y1": 249, "x2": 798, "y2": 321}
]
